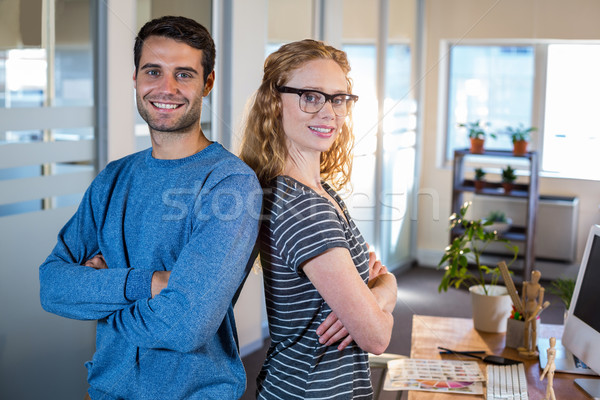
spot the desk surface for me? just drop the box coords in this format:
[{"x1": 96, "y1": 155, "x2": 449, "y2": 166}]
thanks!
[{"x1": 407, "y1": 315, "x2": 596, "y2": 399}]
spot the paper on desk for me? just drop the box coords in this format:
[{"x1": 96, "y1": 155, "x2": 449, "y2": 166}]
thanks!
[{"x1": 383, "y1": 358, "x2": 485, "y2": 395}]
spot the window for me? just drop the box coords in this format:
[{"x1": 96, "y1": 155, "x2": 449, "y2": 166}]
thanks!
[
  {"x1": 343, "y1": 43, "x2": 415, "y2": 266},
  {"x1": 543, "y1": 44, "x2": 600, "y2": 180},
  {"x1": 445, "y1": 44, "x2": 535, "y2": 161},
  {"x1": 0, "y1": 0, "x2": 96, "y2": 217},
  {"x1": 444, "y1": 41, "x2": 600, "y2": 181}
]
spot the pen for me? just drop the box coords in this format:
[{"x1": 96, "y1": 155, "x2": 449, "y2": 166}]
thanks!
[{"x1": 438, "y1": 346, "x2": 486, "y2": 355}]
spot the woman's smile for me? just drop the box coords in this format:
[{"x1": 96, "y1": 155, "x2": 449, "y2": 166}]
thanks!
[{"x1": 309, "y1": 124, "x2": 336, "y2": 138}]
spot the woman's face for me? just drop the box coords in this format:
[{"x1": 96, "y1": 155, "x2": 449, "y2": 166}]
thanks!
[{"x1": 280, "y1": 59, "x2": 348, "y2": 157}]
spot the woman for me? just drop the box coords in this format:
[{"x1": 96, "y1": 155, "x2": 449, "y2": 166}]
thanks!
[{"x1": 240, "y1": 39, "x2": 398, "y2": 399}]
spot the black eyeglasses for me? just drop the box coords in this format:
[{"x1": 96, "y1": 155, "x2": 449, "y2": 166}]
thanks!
[{"x1": 277, "y1": 86, "x2": 359, "y2": 117}]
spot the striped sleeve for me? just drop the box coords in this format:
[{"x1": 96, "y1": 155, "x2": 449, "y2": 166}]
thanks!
[{"x1": 271, "y1": 191, "x2": 349, "y2": 274}]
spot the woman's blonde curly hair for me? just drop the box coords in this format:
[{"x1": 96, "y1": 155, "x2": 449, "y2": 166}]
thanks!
[{"x1": 239, "y1": 39, "x2": 355, "y2": 191}]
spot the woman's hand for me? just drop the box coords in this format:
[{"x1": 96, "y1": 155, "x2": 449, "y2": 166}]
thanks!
[
  {"x1": 365, "y1": 244, "x2": 397, "y2": 313},
  {"x1": 313, "y1": 245, "x2": 396, "y2": 352},
  {"x1": 316, "y1": 312, "x2": 354, "y2": 351},
  {"x1": 368, "y1": 245, "x2": 388, "y2": 282}
]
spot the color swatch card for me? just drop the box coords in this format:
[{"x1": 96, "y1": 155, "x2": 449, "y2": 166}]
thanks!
[{"x1": 383, "y1": 358, "x2": 484, "y2": 394}]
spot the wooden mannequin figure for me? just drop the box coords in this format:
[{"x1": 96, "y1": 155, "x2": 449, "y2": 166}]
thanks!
[
  {"x1": 540, "y1": 337, "x2": 557, "y2": 400},
  {"x1": 518, "y1": 270, "x2": 544, "y2": 357}
]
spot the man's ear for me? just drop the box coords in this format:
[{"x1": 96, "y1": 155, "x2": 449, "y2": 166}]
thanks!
[
  {"x1": 203, "y1": 70, "x2": 215, "y2": 97},
  {"x1": 133, "y1": 69, "x2": 137, "y2": 86}
]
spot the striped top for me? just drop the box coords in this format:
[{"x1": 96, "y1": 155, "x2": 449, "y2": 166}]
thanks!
[{"x1": 256, "y1": 176, "x2": 372, "y2": 399}]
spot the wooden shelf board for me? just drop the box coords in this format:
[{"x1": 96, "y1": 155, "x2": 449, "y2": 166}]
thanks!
[{"x1": 454, "y1": 148, "x2": 536, "y2": 159}]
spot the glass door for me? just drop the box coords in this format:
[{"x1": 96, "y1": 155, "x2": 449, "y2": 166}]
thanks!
[
  {"x1": 265, "y1": 0, "x2": 418, "y2": 269},
  {"x1": 0, "y1": 1, "x2": 97, "y2": 398},
  {"x1": 332, "y1": 0, "x2": 418, "y2": 268}
]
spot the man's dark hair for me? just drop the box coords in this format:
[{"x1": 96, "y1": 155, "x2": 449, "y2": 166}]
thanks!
[{"x1": 134, "y1": 16, "x2": 216, "y2": 83}]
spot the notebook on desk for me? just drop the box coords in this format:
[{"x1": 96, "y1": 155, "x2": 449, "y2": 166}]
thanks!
[{"x1": 538, "y1": 337, "x2": 598, "y2": 376}]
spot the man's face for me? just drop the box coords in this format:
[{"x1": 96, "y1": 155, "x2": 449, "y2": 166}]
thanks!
[{"x1": 133, "y1": 35, "x2": 214, "y2": 135}]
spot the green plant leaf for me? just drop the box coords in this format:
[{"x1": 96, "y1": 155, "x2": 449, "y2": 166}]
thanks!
[
  {"x1": 548, "y1": 277, "x2": 576, "y2": 309},
  {"x1": 436, "y1": 202, "x2": 519, "y2": 293}
]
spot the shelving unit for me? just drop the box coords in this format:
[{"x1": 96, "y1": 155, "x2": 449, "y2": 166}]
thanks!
[{"x1": 451, "y1": 149, "x2": 539, "y2": 280}]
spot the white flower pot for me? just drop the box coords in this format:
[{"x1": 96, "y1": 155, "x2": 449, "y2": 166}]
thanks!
[
  {"x1": 469, "y1": 285, "x2": 513, "y2": 333},
  {"x1": 483, "y1": 218, "x2": 513, "y2": 235}
]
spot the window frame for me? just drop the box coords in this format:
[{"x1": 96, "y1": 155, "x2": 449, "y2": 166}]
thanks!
[{"x1": 438, "y1": 38, "x2": 600, "y2": 181}]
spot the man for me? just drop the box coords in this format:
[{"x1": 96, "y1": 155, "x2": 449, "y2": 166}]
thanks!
[{"x1": 39, "y1": 16, "x2": 261, "y2": 400}]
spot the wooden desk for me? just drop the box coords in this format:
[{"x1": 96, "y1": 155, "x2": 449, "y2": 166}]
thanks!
[{"x1": 407, "y1": 315, "x2": 596, "y2": 399}]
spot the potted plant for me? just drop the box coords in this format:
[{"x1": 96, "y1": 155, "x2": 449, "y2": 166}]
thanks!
[
  {"x1": 506, "y1": 124, "x2": 537, "y2": 156},
  {"x1": 438, "y1": 202, "x2": 519, "y2": 332},
  {"x1": 501, "y1": 165, "x2": 517, "y2": 193},
  {"x1": 459, "y1": 120, "x2": 495, "y2": 154},
  {"x1": 474, "y1": 168, "x2": 486, "y2": 191},
  {"x1": 548, "y1": 277, "x2": 576, "y2": 322},
  {"x1": 483, "y1": 210, "x2": 512, "y2": 235}
]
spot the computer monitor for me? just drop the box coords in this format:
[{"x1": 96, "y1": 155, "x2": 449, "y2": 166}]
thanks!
[{"x1": 562, "y1": 224, "x2": 600, "y2": 397}]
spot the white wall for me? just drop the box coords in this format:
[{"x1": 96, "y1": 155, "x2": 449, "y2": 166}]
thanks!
[
  {"x1": 416, "y1": 0, "x2": 600, "y2": 275},
  {"x1": 107, "y1": 0, "x2": 136, "y2": 162}
]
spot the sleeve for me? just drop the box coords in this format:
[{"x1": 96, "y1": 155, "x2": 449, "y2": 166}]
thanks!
[
  {"x1": 104, "y1": 173, "x2": 262, "y2": 352},
  {"x1": 273, "y1": 193, "x2": 349, "y2": 274},
  {"x1": 39, "y1": 179, "x2": 135, "y2": 321}
]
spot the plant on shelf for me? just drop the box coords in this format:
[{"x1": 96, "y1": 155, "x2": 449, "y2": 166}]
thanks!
[
  {"x1": 501, "y1": 165, "x2": 517, "y2": 193},
  {"x1": 459, "y1": 120, "x2": 495, "y2": 154},
  {"x1": 483, "y1": 210, "x2": 512, "y2": 235},
  {"x1": 485, "y1": 210, "x2": 508, "y2": 223},
  {"x1": 505, "y1": 124, "x2": 537, "y2": 156},
  {"x1": 474, "y1": 168, "x2": 486, "y2": 191},
  {"x1": 438, "y1": 202, "x2": 519, "y2": 295}
]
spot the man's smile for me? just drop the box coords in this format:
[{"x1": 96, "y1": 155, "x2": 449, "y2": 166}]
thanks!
[{"x1": 152, "y1": 102, "x2": 181, "y2": 109}]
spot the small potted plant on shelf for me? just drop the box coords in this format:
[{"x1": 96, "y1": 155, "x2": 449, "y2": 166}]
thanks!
[
  {"x1": 474, "y1": 168, "x2": 486, "y2": 191},
  {"x1": 505, "y1": 124, "x2": 537, "y2": 156},
  {"x1": 438, "y1": 202, "x2": 519, "y2": 332},
  {"x1": 501, "y1": 165, "x2": 517, "y2": 193},
  {"x1": 483, "y1": 210, "x2": 512, "y2": 235},
  {"x1": 459, "y1": 120, "x2": 495, "y2": 154}
]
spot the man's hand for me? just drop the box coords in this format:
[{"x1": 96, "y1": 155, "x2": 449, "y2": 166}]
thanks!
[
  {"x1": 83, "y1": 254, "x2": 108, "y2": 269},
  {"x1": 151, "y1": 271, "x2": 171, "y2": 298},
  {"x1": 316, "y1": 311, "x2": 354, "y2": 351}
]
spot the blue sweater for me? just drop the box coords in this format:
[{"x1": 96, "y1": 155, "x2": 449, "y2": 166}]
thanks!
[{"x1": 39, "y1": 143, "x2": 262, "y2": 400}]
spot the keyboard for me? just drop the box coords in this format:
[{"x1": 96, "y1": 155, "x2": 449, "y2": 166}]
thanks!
[{"x1": 486, "y1": 363, "x2": 529, "y2": 399}]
